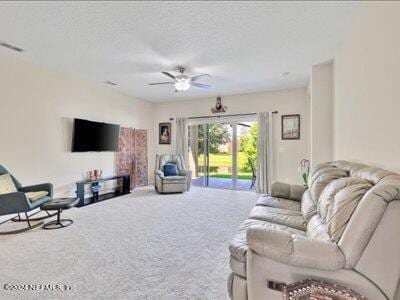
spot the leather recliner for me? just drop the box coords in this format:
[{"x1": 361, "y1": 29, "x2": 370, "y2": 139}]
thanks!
[
  {"x1": 228, "y1": 161, "x2": 400, "y2": 300},
  {"x1": 154, "y1": 154, "x2": 192, "y2": 194}
]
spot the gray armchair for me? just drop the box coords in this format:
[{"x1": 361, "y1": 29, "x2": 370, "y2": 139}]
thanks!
[
  {"x1": 0, "y1": 164, "x2": 53, "y2": 234},
  {"x1": 155, "y1": 154, "x2": 192, "y2": 193}
]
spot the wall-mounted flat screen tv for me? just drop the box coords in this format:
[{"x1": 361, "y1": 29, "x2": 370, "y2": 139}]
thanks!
[{"x1": 72, "y1": 118, "x2": 120, "y2": 152}]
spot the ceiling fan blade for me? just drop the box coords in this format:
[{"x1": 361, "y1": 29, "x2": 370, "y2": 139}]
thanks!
[
  {"x1": 191, "y1": 74, "x2": 210, "y2": 82},
  {"x1": 161, "y1": 71, "x2": 176, "y2": 80},
  {"x1": 149, "y1": 82, "x2": 175, "y2": 85},
  {"x1": 191, "y1": 82, "x2": 211, "y2": 89}
]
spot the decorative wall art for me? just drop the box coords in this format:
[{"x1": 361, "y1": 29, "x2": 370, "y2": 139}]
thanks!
[
  {"x1": 282, "y1": 114, "x2": 300, "y2": 140},
  {"x1": 159, "y1": 122, "x2": 171, "y2": 144}
]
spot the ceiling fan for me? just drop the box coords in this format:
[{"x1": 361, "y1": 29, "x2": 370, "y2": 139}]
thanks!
[{"x1": 149, "y1": 67, "x2": 211, "y2": 92}]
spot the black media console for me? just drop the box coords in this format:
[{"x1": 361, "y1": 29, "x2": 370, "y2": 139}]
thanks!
[{"x1": 75, "y1": 174, "x2": 130, "y2": 207}]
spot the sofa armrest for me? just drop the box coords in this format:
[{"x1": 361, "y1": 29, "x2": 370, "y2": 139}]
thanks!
[
  {"x1": 0, "y1": 192, "x2": 31, "y2": 216},
  {"x1": 181, "y1": 170, "x2": 192, "y2": 190},
  {"x1": 270, "y1": 181, "x2": 307, "y2": 201},
  {"x1": 20, "y1": 183, "x2": 53, "y2": 198},
  {"x1": 247, "y1": 226, "x2": 345, "y2": 271},
  {"x1": 180, "y1": 170, "x2": 192, "y2": 177},
  {"x1": 154, "y1": 170, "x2": 164, "y2": 178}
]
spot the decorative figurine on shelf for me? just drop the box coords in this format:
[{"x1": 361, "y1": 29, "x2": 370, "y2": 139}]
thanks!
[
  {"x1": 94, "y1": 169, "x2": 103, "y2": 180},
  {"x1": 211, "y1": 96, "x2": 227, "y2": 113},
  {"x1": 91, "y1": 182, "x2": 101, "y2": 202},
  {"x1": 298, "y1": 159, "x2": 310, "y2": 186},
  {"x1": 89, "y1": 169, "x2": 103, "y2": 181}
]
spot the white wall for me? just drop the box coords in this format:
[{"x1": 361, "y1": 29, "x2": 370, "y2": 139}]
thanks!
[
  {"x1": 333, "y1": 3, "x2": 400, "y2": 172},
  {"x1": 310, "y1": 62, "x2": 334, "y2": 165},
  {"x1": 154, "y1": 88, "x2": 309, "y2": 184},
  {"x1": 0, "y1": 51, "x2": 155, "y2": 196}
]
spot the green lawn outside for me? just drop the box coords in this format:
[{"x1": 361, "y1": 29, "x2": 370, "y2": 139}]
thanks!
[
  {"x1": 198, "y1": 152, "x2": 249, "y2": 168},
  {"x1": 209, "y1": 173, "x2": 252, "y2": 180},
  {"x1": 197, "y1": 152, "x2": 253, "y2": 179}
]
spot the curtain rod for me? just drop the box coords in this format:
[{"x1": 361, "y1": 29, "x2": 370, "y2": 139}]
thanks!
[{"x1": 169, "y1": 111, "x2": 278, "y2": 121}]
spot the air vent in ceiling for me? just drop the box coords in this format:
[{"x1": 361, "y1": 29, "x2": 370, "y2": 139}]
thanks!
[
  {"x1": 0, "y1": 41, "x2": 24, "y2": 52},
  {"x1": 105, "y1": 81, "x2": 117, "y2": 86}
]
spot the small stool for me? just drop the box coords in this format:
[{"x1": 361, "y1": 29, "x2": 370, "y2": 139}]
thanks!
[{"x1": 40, "y1": 197, "x2": 79, "y2": 230}]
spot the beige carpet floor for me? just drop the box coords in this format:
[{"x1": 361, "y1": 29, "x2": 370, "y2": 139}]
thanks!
[{"x1": 0, "y1": 186, "x2": 258, "y2": 300}]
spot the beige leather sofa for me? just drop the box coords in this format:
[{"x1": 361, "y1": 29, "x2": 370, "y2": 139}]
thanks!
[
  {"x1": 155, "y1": 154, "x2": 192, "y2": 194},
  {"x1": 228, "y1": 161, "x2": 400, "y2": 300}
]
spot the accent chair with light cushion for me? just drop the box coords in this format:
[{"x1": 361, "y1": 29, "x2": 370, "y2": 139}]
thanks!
[
  {"x1": 0, "y1": 164, "x2": 53, "y2": 234},
  {"x1": 154, "y1": 154, "x2": 191, "y2": 194},
  {"x1": 228, "y1": 161, "x2": 400, "y2": 300}
]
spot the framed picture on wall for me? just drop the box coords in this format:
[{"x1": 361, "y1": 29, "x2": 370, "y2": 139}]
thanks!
[
  {"x1": 159, "y1": 122, "x2": 171, "y2": 144},
  {"x1": 282, "y1": 114, "x2": 300, "y2": 140}
]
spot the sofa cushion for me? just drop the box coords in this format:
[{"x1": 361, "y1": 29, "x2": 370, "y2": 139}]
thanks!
[
  {"x1": 307, "y1": 214, "x2": 331, "y2": 241},
  {"x1": 162, "y1": 175, "x2": 187, "y2": 184},
  {"x1": 28, "y1": 196, "x2": 51, "y2": 208},
  {"x1": 256, "y1": 195, "x2": 301, "y2": 212},
  {"x1": 248, "y1": 206, "x2": 306, "y2": 230},
  {"x1": 163, "y1": 163, "x2": 179, "y2": 176},
  {"x1": 301, "y1": 190, "x2": 317, "y2": 222},
  {"x1": 0, "y1": 173, "x2": 18, "y2": 195},
  {"x1": 229, "y1": 218, "x2": 306, "y2": 264},
  {"x1": 229, "y1": 256, "x2": 246, "y2": 278},
  {"x1": 247, "y1": 225, "x2": 345, "y2": 271},
  {"x1": 227, "y1": 273, "x2": 247, "y2": 300},
  {"x1": 25, "y1": 191, "x2": 49, "y2": 202}
]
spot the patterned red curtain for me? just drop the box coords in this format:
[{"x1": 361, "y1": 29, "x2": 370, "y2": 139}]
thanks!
[
  {"x1": 117, "y1": 127, "x2": 148, "y2": 189},
  {"x1": 133, "y1": 129, "x2": 148, "y2": 187}
]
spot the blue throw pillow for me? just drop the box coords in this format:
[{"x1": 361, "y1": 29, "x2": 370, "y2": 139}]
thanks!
[{"x1": 163, "y1": 164, "x2": 178, "y2": 176}]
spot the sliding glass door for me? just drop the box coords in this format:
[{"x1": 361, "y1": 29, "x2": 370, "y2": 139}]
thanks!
[
  {"x1": 189, "y1": 118, "x2": 257, "y2": 190},
  {"x1": 207, "y1": 123, "x2": 233, "y2": 189},
  {"x1": 236, "y1": 121, "x2": 257, "y2": 190}
]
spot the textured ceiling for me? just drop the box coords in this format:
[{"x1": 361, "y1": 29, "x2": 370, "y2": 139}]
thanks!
[{"x1": 0, "y1": 1, "x2": 357, "y2": 102}]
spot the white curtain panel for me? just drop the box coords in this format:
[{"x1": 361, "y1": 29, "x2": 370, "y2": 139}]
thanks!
[
  {"x1": 174, "y1": 117, "x2": 189, "y2": 167},
  {"x1": 256, "y1": 112, "x2": 274, "y2": 194}
]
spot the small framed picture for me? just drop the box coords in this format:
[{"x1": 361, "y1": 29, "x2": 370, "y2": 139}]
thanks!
[
  {"x1": 159, "y1": 122, "x2": 171, "y2": 144},
  {"x1": 282, "y1": 114, "x2": 300, "y2": 140}
]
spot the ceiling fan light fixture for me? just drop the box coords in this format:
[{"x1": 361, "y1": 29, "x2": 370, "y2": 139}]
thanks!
[
  {"x1": 174, "y1": 78, "x2": 191, "y2": 91},
  {"x1": 150, "y1": 67, "x2": 210, "y2": 91}
]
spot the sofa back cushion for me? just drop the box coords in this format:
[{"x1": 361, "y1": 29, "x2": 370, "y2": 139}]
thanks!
[
  {"x1": 307, "y1": 166, "x2": 348, "y2": 202},
  {"x1": 316, "y1": 177, "x2": 372, "y2": 242},
  {"x1": 305, "y1": 162, "x2": 400, "y2": 268},
  {"x1": 157, "y1": 154, "x2": 185, "y2": 173},
  {"x1": 303, "y1": 161, "x2": 400, "y2": 296},
  {"x1": 338, "y1": 168, "x2": 400, "y2": 268}
]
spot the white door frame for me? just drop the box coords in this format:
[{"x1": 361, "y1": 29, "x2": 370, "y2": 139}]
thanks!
[
  {"x1": 231, "y1": 122, "x2": 238, "y2": 190},
  {"x1": 190, "y1": 115, "x2": 256, "y2": 190}
]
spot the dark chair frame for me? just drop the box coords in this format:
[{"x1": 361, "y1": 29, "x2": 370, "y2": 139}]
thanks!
[
  {"x1": 248, "y1": 157, "x2": 256, "y2": 189},
  {"x1": 0, "y1": 165, "x2": 54, "y2": 234}
]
